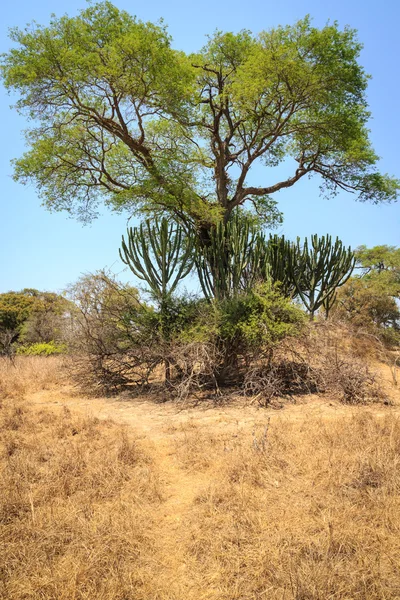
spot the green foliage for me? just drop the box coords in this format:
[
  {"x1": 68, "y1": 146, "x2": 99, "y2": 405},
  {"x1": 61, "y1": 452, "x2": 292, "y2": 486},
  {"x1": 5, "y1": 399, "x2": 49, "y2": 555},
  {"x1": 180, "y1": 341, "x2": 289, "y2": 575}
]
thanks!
[
  {"x1": 333, "y1": 277, "x2": 400, "y2": 342},
  {"x1": 355, "y1": 245, "x2": 400, "y2": 297},
  {"x1": 330, "y1": 245, "x2": 400, "y2": 345},
  {"x1": 215, "y1": 283, "x2": 305, "y2": 352},
  {"x1": 1, "y1": 3, "x2": 398, "y2": 230},
  {"x1": 165, "y1": 282, "x2": 305, "y2": 386},
  {"x1": 194, "y1": 223, "x2": 355, "y2": 323},
  {"x1": 0, "y1": 289, "x2": 71, "y2": 355},
  {"x1": 16, "y1": 341, "x2": 67, "y2": 356},
  {"x1": 68, "y1": 263, "x2": 305, "y2": 390},
  {"x1": 0, "y1": 290, "x2": 37, "y2": 332}
]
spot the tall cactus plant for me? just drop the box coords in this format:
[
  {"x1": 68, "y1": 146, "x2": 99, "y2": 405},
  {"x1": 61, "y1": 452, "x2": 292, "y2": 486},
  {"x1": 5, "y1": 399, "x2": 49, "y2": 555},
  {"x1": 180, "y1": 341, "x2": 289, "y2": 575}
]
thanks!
[
  {"x1": 195, "y1": 214, "x2": 266, "y2": 301},
  {"x1": 290, "y1": 234, "x2": 355, "y2": 319},
  {"x1": 120, "y1": 218, "x2": 194, "y2": 303},
  {"x1": 119, "y1": 217, "x2": 194, "y2": 382},
  {"x1": 257, "y1": 234, "x2": 300, "y2": 298}
]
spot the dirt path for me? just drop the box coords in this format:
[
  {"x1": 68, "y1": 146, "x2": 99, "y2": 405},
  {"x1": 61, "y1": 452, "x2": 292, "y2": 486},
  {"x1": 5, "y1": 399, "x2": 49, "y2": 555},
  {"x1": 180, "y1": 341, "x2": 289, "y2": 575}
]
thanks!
[
  {"x1": 29, "y1": 385, "x2": 371, "y2": 433},
  {"x1": 26, "y1": 383, "x2": 400, "y2": 596},
  {"x1": 29, "y1": 384, "x2": 400, "y2": 510}
]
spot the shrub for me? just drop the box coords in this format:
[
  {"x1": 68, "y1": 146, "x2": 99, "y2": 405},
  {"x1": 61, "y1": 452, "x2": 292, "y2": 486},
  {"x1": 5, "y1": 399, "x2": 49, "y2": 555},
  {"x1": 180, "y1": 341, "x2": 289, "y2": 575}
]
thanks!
[
  {"x1": 244, "y1": 360, "x2": 320, "y2": 406},
  {"x1": 68, "y1": 271, "x2": 306, "y2": 397},
  {"x1": 168, "y1": 284, "x2": 305, "y2": 393},
  {"x1": 321, "y1": 349, "x2": 384, "y2": 405},
  {"x1": 240, "y1": 320, "x2": 388, "y2": 406},
  {"x1": 216, "y1": 283, "x2": 305, "y2": 352},
  {"x1": 0, "y1": 289, "x2": 72, "y2": 356},
  {"x1": 332, "y1": 278, "x2": 400, "y2": 345},
  {"x1": 16, "y1": 341, "x2": 67, "y2": 356}
]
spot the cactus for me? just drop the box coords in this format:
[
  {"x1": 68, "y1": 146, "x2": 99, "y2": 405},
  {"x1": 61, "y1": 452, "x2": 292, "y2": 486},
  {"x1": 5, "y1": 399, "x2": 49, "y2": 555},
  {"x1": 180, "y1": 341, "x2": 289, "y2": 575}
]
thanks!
[
  {"x1": 120, "y1": 218, "x2": 194, "y2": 303},
  {"x1": 258, "y1": 234, "x2": 300, "y2": 298},
  {"x1": 322, "y1": 289, "x2": 338, "y2": 320},
  {"x1": 120, "y1": 217, "x2": 194, "y2": 382},
  {"x1": 290, "y1": 234, "x2": 355, "y2": 319},
  {"x1": 195, "y1": 222, "x2": 354, "y2": 320},
  {"x1": 195, "y1": 214, "x2": 267, "y2": 301}
]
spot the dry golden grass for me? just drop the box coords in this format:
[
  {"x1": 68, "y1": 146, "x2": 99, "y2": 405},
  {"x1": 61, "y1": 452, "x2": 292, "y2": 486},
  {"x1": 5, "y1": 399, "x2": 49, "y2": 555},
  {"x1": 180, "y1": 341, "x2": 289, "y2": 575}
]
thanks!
[
  {"x1": 0, "y1": 356, "x2": 65, "y2": 399},
  {"x1": 1, "y1": 357, "x2": 400, "y2": 599},
  {"x1": 0, "y1": 396, "x2": 162, "y2": 599},
  {"x1": 171, "y1": 415, "x2": 400, "y2": 599}
]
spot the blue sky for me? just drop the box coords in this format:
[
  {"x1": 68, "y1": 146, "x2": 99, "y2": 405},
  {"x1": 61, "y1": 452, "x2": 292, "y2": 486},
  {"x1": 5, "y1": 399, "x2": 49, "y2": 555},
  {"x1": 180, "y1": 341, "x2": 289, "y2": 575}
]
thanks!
[{"x1": 1, "y1": 0, "x2": 399, "y2": 294}]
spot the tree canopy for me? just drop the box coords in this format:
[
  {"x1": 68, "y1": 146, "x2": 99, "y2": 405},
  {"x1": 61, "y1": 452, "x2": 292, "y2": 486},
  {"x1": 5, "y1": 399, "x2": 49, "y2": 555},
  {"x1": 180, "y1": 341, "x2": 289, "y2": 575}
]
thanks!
[
  {"x1": 0, "y1": 289, "x2": 70, "y2": 353},
  {"x1": 1, "y1": 2, "x2": 398, "y2": 230},
  {"x1": 334, "y1": 277, "x2": 400, "y2": 336},
  {"x1": 355, "y1": 245, "x2": 400, "y2": 296}
]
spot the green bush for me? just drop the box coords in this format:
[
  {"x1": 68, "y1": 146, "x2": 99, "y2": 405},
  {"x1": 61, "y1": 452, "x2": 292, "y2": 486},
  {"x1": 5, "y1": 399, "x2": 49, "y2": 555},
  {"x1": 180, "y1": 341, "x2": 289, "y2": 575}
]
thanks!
[
  {"x1": 216, "y1": 283, "x2": 305, "y2": 351},
  {"x1": 182, "y1": 284, "x2": 304, "y2": 349},
  {"x1": 175, "y1": 284, "x2": 305, "y2": 387},
  {"x1": 16, "y1": 341, "x2": 67, "y2": 356}
]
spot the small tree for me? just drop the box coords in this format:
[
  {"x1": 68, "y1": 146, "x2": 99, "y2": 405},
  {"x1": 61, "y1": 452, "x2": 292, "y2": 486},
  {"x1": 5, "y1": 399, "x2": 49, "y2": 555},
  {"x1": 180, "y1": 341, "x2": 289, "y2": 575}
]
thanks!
[
  {"x1": 66, "y1": 272, "x2": 150, "y2": 392},
  {"x1": 355, "y1": 245, "x2": 400, "y2": 297},
  {"x1": 0, "y1": 289, "x2": 70, "y2": 355},
  {"x1": 333, "y1": 277, "x2": 400, "y2": 341}
]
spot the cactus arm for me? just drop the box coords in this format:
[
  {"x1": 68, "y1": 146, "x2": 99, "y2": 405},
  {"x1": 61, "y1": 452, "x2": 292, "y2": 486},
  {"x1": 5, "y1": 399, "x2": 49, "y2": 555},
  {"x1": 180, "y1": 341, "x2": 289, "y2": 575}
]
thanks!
[{"x1": 119, "y1": 217, "x2": 194, "y2": 303}]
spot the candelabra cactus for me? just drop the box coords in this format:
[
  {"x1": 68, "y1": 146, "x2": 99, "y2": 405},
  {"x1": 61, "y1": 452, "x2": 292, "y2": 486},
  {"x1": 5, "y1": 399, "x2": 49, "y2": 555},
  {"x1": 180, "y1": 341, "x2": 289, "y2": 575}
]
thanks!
[
  {"x1": 259, "y1": 234, "x2": 300, "y2": 298},
  {"x1": 195, "y1": 215, "x2": 266, "y2": 301},
  {"x1": 120, "y1": 217, "x2": 195, "y2": 382},
  {"x1": 290, "y1": 234, "x2": 355, "y2": 319},
  {"x1": 120, "y1": 218, "x2": 194, "y2": 302}
]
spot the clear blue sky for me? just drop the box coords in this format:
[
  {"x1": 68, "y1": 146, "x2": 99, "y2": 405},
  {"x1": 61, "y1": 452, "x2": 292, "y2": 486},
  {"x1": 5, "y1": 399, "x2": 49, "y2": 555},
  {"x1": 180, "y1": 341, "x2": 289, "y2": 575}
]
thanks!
[{"x1": 1, "y1": 0, "x2": 399, "y2": 294}]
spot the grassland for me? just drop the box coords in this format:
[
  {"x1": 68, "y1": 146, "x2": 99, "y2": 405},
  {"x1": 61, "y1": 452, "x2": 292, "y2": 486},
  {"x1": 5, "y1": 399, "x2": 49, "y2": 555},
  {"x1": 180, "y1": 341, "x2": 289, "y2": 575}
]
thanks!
[{"x1": 1, "y1": 357, "x2": 400, "y2": 599}]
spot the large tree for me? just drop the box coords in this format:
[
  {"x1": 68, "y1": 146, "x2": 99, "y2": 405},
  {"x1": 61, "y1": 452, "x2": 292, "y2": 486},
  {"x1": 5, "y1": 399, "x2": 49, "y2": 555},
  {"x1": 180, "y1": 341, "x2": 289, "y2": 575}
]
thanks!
[{"x1": 1, "y1": 2, "x2": 398, "y2": 236}]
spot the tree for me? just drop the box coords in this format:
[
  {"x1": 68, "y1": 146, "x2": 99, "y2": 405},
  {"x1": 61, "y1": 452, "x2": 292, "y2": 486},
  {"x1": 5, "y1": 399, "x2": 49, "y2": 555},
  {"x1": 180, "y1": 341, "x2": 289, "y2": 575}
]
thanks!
[
  {"x1": 1, "y1": 2, "x2": 398, "y2": 237},
  {"x1": 0, "y1": 289, "x2": 70, "y2": 354},
  {"x1": 355, "y1": 245, "x2": 400, "y2": 297},
  {"x1": 330, "y1": 245, "x2": 400, "y2": 345},
  {"x1": 66, "y1": 272, "x2": 154, "y2": 391},
  {"x1": 333, "y1": 277, "x2": 400, "y2": 338},
  {"x1": 119, "y1": 218, "x2": 194, "y2": 381}
]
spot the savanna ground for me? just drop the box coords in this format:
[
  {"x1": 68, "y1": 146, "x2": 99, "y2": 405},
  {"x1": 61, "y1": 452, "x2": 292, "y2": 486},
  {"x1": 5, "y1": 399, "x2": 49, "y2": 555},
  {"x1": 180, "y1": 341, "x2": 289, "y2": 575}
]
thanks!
[{"x1": 1, "y1": 356, "x2": 400, "y2": 599}]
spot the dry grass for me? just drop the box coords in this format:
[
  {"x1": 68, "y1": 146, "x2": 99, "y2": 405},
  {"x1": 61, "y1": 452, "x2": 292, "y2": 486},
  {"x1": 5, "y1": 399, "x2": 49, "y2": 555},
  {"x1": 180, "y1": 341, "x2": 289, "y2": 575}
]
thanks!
[
  {"x1": 1, "y1": 357, "x2": 400, "y2": 598},
  {"x1": 170, "y1": 415, "x2": 400, "y2": 599},
  {"x1": 0, "y1": 356, "x2": 65, "y2": 399},
  {"x1": 0, "y1": 396, "x2": 162, "y2": 599}
]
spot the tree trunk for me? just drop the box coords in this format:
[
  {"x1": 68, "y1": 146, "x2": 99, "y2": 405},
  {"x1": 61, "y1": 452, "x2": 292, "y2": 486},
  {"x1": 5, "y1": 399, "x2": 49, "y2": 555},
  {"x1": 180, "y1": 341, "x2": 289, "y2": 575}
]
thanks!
[{"x1": 165, "y1": 359, "x2": 171, "y2": 385}]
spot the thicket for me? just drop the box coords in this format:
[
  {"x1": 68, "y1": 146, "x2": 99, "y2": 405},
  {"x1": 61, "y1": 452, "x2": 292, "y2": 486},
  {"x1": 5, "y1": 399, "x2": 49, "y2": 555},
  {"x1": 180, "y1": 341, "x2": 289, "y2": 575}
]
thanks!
[
  {"x1": 331, "y1": 245, "x2": 400, "y2": 345},
  {"x1": 2, "y1": 219, "x2": 395, "y2": 405},
  {"x1": 63, "y1": 213, "x2": 390, "y2": 405}
]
